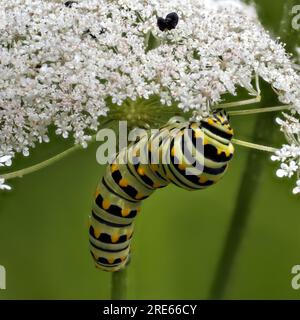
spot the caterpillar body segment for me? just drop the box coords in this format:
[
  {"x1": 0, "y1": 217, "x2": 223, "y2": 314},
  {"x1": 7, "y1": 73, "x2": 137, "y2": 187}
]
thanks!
[{"x1": 89, "y1": 110, "x2": 234, "y2": 271}]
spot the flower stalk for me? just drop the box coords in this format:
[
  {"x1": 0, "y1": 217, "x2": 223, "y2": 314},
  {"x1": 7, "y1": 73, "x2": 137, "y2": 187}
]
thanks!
[
  {"x1": 228, "y1": 105, "x2": 292, "y2": 116},
  {"x1": 1, "y1": 143, "x2": 84, "y2": 181},
  {"x1": 232, "y1": 139, "x2": 278, "y2": 153},
  {"x1": 216, "y1": 96, "x2": 261, "y2": 109},
  {"x1": 111, "y1": 269, "x2": 128, "y2": 300}
]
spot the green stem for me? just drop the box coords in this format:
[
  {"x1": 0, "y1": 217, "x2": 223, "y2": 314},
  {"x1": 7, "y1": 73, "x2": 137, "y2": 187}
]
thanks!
[
  {"x1": 216, "y1": 95, "x2": 261, "y2": 109},
  {"x1": 228, "y1": 105, "x2": 292, "y2": 116},
  {"x1": 232, "y1": 138, "x2": 278, "y2": 153},
  {"x1": 1, "y1": 143, "x2": 84, "y2": 180},
  {"x1": 111, "y1": 269, "x2": 128, "y2": 300}
]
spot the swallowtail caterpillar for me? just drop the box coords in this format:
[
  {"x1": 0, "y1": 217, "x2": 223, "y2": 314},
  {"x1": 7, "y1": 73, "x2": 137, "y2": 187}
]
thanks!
[{"x1": 89, "y1": 109, "x2": 234, "y2": 271}]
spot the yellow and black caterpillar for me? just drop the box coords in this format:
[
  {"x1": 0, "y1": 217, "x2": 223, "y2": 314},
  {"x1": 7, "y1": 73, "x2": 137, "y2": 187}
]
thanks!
[{"x1": 89, "y1": 110, "x2": 234, "y2": 272}]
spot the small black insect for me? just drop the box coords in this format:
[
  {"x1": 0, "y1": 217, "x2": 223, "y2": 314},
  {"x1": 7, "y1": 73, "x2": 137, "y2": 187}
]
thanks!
[
  {"x1": 64, "y1": 1, "x2": 78, "y2": 8},
  {"x1": 85, "y1": 29, "x2": 97, "y2": 39},
  {"x1": 83, "y1": 28, "x2": 106, "y2": 40},
  {"x1": 157, "y1": 12, "x2": 179, "y2": 32}
]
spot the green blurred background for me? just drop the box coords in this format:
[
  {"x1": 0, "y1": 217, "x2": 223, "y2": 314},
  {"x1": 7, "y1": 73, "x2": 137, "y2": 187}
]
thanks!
[{"x1": 0, "y1": 0, "x2": 300, "y2": 299}]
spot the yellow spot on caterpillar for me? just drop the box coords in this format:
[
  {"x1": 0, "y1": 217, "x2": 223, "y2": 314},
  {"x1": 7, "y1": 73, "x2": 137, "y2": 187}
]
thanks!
[
  {"x1": 224, "y1": 149, "x2": 232, "y2": 157},
  {"x1": 93, "y1": 228, "x2": 101, "y2": 239},
  {"x1": 203, "y1": 136, "x2": 209, "y2": 145},
  {"x1": 137, "y1": 166, "x2": 145, "y2": 176},
  {"x1": 135, "y1": 192, "x2": 144, "y2": 200},
  {"x1": 121, "y1": 208, "x2": 131, "y2": 217},
  {"x1": 111, "y1": 234, "x2": 120, "y2": 243},
  {"x1": 102, "y1": 199, "x2": 110, "y2": 210},
  {"x1": 107, "y1": 258, "x2": 115, "y2": 264},
  {"x1": 178, "y1": 163, "x2": 187, "y2": 171},
  {"x1": 171, "y1": 147, "x2": 176, "y2": 157},
  {"x1": 207, "y1": 118, "x2": 214, "y2": 125},
  {"x1": 120, "y1": 256, "x2": 126, "y2": 261},
  {"x1": 119, "y1": 178, "x2": 128, "y2": 187},
  {"x1": 111, "y1": 164, "x2": 119, "y2": 172},
  {"x1": 199, "y1": 176, "x2": 208, "y2": 184},
  {"x1": 217, "y1": 149, "x2": 223, "y2": 155}
]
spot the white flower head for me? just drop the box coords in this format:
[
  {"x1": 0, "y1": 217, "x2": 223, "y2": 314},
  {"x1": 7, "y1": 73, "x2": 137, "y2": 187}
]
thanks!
[
  {"x1": 0, "y1": 155, "x2": 12, "y2": 167},
  {"x1": 0, "y1": 0, "x2": 300, "y2": 196},
  {"x1": 0, "y1": 178, "x2": 11, "y2": 191},
  {"x1": 293, "y1": 180, "x2": 300, "y2": 195},
  {"x1": 276, "y1": 161, "x2": 298, "y2": 178},
  {"x1": 272, "y1": 113, "x2": 300, "y2": 193},
  {"x1": 0, "y1": 154, "x2": 12, "y2": 191}
]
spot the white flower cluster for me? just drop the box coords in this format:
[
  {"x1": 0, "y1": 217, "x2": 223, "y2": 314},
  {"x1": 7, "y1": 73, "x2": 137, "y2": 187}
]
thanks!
[
  {"x1": 272, "y1": 114, "x2": 300, "y2": 194},
  {"x1": 0, "y1": 155, "x2": 12, "y2": 190},
  {"x1": 0, "y1": 0, "x2": 300, "y2": 194}
]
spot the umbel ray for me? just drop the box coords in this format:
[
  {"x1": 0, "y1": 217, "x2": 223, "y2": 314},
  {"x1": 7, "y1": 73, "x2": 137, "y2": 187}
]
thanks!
[{"x1": 89, "y1": 77, "x2": 291, "y2": 271}]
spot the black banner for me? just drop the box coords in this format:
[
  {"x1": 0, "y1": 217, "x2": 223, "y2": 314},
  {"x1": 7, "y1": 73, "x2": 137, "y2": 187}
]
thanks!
[{"x1": 0, "y1": 300, "x2": 299, "y2": 318}]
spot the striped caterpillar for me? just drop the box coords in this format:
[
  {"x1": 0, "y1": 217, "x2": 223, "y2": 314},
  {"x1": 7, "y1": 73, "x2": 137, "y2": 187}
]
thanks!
[{"x1": 89, "y1": 109, "x2": 234, "y2": 272}]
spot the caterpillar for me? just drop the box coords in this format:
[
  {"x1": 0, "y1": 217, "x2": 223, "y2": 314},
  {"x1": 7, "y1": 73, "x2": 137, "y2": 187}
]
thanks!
[{"x1": 89, "y1": 109, "x2": 234, "y2": 272}]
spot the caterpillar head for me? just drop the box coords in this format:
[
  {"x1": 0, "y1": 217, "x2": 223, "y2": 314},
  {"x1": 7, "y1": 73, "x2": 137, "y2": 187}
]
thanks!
[{"x1": 200, "y1": 109, "x2": 234, "y2": 143}]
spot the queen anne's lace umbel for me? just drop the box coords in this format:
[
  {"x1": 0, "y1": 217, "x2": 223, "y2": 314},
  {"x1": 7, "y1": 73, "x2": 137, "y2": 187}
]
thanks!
[
  {"x1": 272, "y1": 114, "x2": 300, "y2": 194},
  {"x1": 0, "y1": 0, "x2": 300, "y2": 193},
  {"x1": 0, "y1": 155, "x2": 12, "y2": 190}
]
